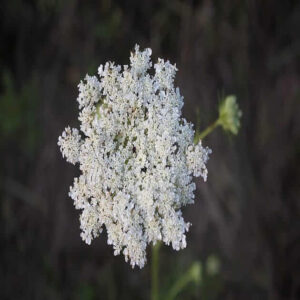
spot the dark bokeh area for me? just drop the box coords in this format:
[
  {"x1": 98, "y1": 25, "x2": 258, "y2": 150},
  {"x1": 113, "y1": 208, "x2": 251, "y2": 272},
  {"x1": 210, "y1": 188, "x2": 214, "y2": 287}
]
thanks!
[{"x1": 1, "y1": 0, "x2": 300, "y2": 299}]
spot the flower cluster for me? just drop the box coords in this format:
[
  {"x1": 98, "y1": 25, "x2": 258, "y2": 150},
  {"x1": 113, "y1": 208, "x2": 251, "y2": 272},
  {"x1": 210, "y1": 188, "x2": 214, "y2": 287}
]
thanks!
[
  {"x1": 218, "y1": 95, "x2": 242, "y2": 135},
  {"x1": 58, "y1": 45, "x2": 211, "y2": 268}
]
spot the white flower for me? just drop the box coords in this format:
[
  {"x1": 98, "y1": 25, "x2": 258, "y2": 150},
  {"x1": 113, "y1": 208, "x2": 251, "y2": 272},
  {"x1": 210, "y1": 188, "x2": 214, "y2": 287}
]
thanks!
[
  {"x1": 77, "y1": 75, "x2": 101, "y2": 109},
  {"x1": 57, "y1": 127, "x2": 82, "y2": 164},
  {"x1": 186, "y1": 141, "x2": 212, "y2": 181},
  {"x1": 58, "y1": 45, "x2": 211, "y2": 268}
]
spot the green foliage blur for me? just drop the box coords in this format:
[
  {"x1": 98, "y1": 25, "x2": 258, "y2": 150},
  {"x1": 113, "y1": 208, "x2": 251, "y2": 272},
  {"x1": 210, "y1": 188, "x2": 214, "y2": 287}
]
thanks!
[{"x1": 0, "y1": 72, "x2": 39, "y2": 156}]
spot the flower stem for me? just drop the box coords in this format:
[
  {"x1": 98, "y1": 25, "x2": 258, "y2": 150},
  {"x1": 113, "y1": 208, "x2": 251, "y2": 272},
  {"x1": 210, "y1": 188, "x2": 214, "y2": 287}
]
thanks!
[
  {"x1": 165, "y1": 262, "x2": 201, "y2": 300},
  {"x1": 196, "y1": 119, "x2": 220, "y2": 142},
  {"x1": 151, "y1": 242, "x2": 161, "y2": 300}
]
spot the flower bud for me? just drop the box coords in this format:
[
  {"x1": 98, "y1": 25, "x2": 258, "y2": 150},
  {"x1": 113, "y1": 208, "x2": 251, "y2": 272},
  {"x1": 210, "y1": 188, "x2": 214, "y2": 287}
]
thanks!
[{"x1": 218, "y1": 95, "x2": 242, "y2": 135}]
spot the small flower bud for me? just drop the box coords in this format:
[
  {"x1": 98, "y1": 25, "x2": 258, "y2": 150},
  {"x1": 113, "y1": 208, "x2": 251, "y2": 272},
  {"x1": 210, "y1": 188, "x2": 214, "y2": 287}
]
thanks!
[{"x1": 218, "y1": 95, "x2": 242, "y2": 135}]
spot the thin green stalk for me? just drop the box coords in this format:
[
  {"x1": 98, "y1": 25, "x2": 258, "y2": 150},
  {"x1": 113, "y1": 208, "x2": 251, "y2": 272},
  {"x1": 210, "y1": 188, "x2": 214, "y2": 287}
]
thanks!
[
  {"x1": 197, "y1": 119, "x2": 220, "y2": 141},
  {"x1": 151, "y1": 242, "x2": 161, "y2": 300},
  {"x1": 165, "y1": 262, "x2": 201, "y2": 300}
]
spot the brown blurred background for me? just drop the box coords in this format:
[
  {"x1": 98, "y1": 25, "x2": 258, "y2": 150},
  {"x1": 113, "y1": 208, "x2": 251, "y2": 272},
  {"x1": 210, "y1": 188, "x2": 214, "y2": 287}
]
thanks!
[{"x1": 1, "y1": 0, "x2": 300, "y2": 299}]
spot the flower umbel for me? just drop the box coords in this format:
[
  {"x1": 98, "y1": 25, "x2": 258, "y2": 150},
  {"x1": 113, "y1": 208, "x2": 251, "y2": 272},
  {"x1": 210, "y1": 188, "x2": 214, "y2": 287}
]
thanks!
[
  {"x1": 58, "y1": 45, "x2": 211, "y2": 268},
  {"x1": 218, "y1": 95, "x2": 242, "y2": 135}
]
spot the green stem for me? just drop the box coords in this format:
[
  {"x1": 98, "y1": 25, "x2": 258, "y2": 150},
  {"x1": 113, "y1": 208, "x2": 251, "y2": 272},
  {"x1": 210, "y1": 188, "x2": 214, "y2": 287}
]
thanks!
[
  {"x1": 197, "y1": 119, "x2": 220, "y2": 141},
  {"x1": 151, "y1": 242, "x2": 161, "y2": 300},
  {"x1": 165, "y1": 263, "x2": 201, "y2": 300}
]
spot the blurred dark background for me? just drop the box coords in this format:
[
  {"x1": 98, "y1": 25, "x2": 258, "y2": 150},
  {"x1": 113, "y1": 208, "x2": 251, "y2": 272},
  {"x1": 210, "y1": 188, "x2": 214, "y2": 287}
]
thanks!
[{"x1": 1, "y1": 0, "x2": 300, "y2": 299}]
